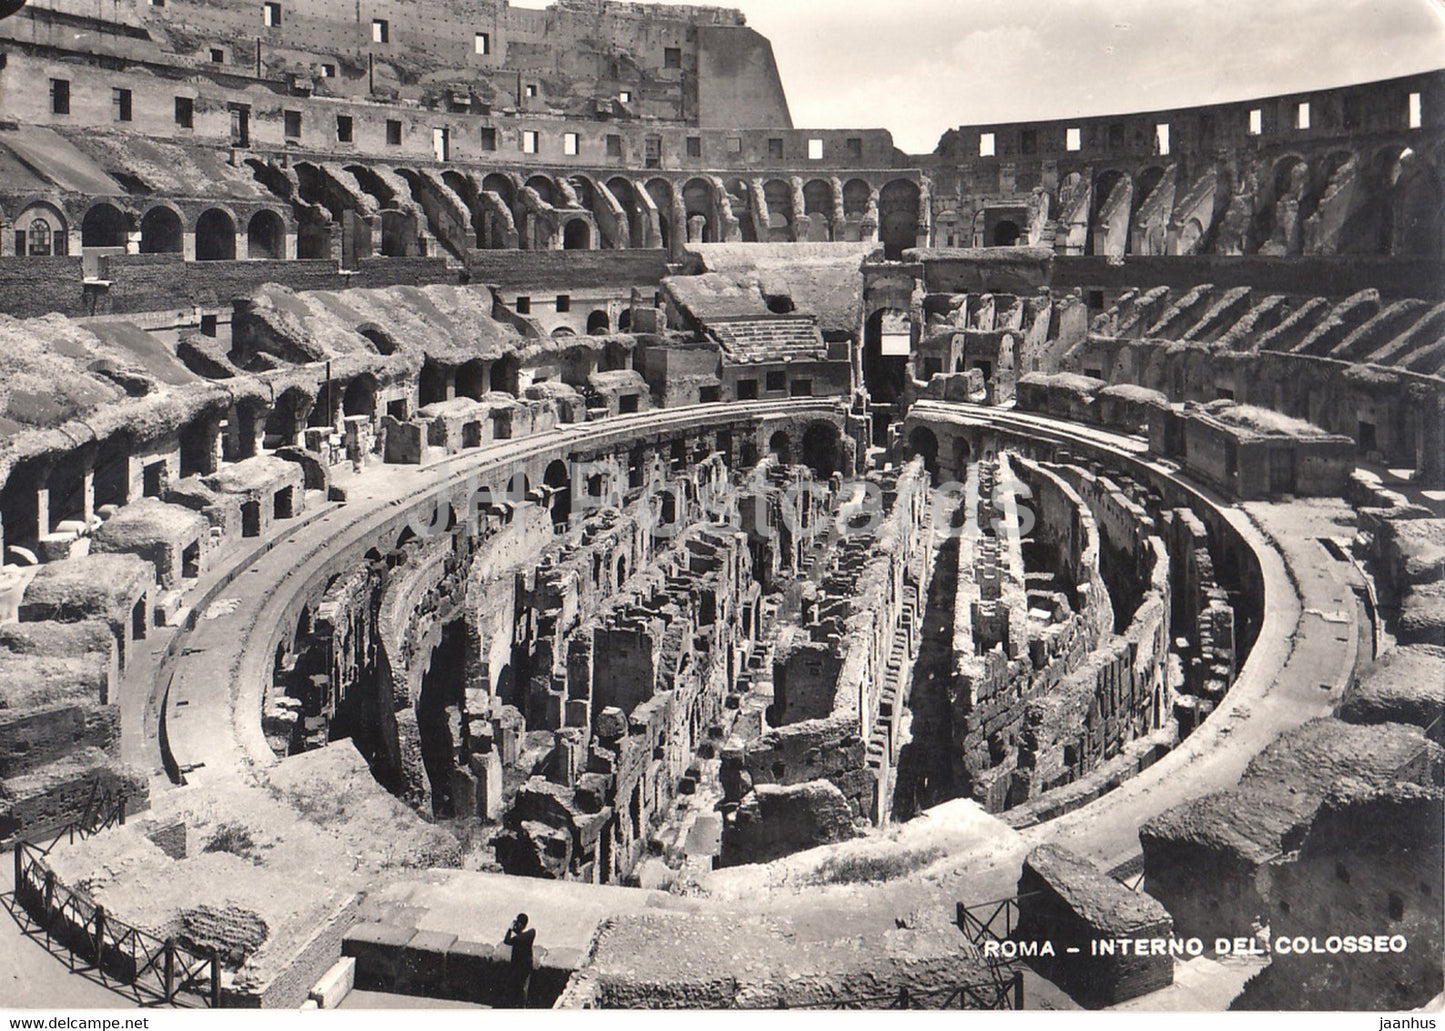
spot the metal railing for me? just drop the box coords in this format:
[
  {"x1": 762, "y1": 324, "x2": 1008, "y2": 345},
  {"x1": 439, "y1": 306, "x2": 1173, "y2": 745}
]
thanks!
[
  {"x1": 785, "y1": 974, "x2": 1023, "y2": 1010},
  {"x1": 8, "y1": 790, "x2": 223, "y2": 1008}
]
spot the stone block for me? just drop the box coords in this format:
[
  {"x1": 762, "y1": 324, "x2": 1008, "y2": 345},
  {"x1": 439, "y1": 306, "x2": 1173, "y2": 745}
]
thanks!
[
  {"x1": 342, "y1": 922, "x2": 417, "y2": 991},
  {"x1": 400, "y1": 929, "x2": 456, "y2": 994},
  {"x1": 308, "y1": 956, "x2": 355, "y2": 1008}
]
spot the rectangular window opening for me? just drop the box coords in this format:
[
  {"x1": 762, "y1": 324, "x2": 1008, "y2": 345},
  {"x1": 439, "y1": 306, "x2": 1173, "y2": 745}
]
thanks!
[
  {"x1": 807, "y1": 138, "x2": 824, "y2": 160},
  {"x1": 726, "y1": 136, "x2": 742, "y2": 154},
  {"x1": 284, "y1": 109, "x2": 302, "y2": 138},
  {"x1": 480, "y1": 126, "x2": 497, "y2": 151},
  {"x1": 686, "y1": 136, "x2": 702, "y2": 158},
  {"x1": 1248, "y1": 108, "x2": 1263, "y2": 135},
  {"x1": 262, "y1": 2, "x2": 280, "y2": 26},
  {"x1": 175, "y1": 96, "x2": 194, "y2": 128},
  {"x1": 432, "y1": 126, "x2": 450, "y2": 161},
  {"x1": 336, "y1": 115, "x2": 353, "y2": 142},
  {"x1": 210, "y1": 47, "x2": 225, "y2": 63},
  {"x1": 1065, "y1": 126, "x2": 1082, "y2": 151},
  {"x1": 618, "y1": 89, "x2": 631, "y2": 104},
  {"x1": 113, "y1": 88, "x2": 132, "y2": 122},
  {"x1": 1154, "y1": 122, "x2": 1170, "y2": 156},
  {"x1": 767, "y1": 137, "x2": 784, "y2": 159},
  {"x1": 978, "y1": 132, "x2": 995, "y2": 157},
  {"x1": 50, "y1": 79, "x2": 70, "y2": 116},
  {"x1": 556, "y1": 294, "x2": 571, "y2": 313},
  {"x1": 475, "y1": 32, "x2": 490, "y2": 55},
  {"x1": 563, "y1": 131, "x2": 579, "y2": 156},
  {"x1": 1408, "y1": 92, "x2": 1422, "y2": 129},
  {"x1": 386, "y1": 119, "x2": 402, "y2": 145},
  {"x1": 1296, "y1": 101, "x2": 1310, "y2": 130},
  {"x1": 515, "y1": 296, "x2": 531, "y2": 315},
  {"x1": 371, "y1": 18, "x2": 389, "y2": 43},
  {"x1": 606, "y1": 134, "x2": 622, "y2": 157},
  {"x1": 522, "y1": 130, "x2": 539, "y2": 154}
]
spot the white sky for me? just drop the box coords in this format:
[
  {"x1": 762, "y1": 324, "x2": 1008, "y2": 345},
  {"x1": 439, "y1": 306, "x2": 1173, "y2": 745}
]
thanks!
[{"x1": 598, "y1": 0, "x2": 1445, "y2": 153}]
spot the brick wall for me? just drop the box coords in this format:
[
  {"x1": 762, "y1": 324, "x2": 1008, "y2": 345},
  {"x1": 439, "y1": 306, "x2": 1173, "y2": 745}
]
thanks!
[
  {"x1": 467, "y1": 249, "x2": 671, "y2": 290},
  {"x1": 0, "y1": 257, "x2": 87, "y2": 317}
]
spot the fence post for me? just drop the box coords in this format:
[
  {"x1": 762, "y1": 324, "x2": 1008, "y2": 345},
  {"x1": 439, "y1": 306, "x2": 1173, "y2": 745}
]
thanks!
[
  {"x1": 1012, "y1": 970, "x2": 1024, "y2": 1010},
  {"x1": 955, "y1": 901, "x2": 965, "y2": 930},
  {"x1": 118, "y1": 794, "x2": 127, "y2": 827},
  {"x1": 164, "y1": 938, "x2": 175, "y2": 1002},
  {"x1": 12, "y1": 844, "x2": 20, "y2": 896},
  {"x1": 93, "y1": 905, "x2": 106, "y2": 971},
  {"x1": 209, "y1": 947, "x2": 221, "y2": 1008}
]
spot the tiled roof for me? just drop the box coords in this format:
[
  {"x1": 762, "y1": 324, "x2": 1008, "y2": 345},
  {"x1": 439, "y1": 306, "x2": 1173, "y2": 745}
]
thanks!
[{"x1": 709, "y1": 318, "x2": 827, "y2": 364}]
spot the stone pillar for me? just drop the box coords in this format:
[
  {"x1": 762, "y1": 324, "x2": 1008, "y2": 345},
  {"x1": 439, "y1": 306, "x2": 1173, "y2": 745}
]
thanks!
[
  {"x1": 183, "y1": 232, "x2": 197, "y2": 261},
  {"x1": 125, "y1": 230, "x2": 141, "y2": 256},
  {"x1": 80, "y1": 466, "x2": 95, "y2": 523},
  {"x1": 285, "y1": 231, "x2": 298, "y2": 260}
]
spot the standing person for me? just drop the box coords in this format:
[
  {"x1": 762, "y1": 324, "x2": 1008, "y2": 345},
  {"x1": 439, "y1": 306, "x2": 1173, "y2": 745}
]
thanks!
[{"x1": 503, "y1": 912, "x2": 536, "y2": 1007}]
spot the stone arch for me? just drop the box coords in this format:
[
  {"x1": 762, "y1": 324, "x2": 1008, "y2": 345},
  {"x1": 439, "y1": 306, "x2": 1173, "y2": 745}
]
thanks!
[
  {"x1": 543, "y1": 459, "x2": 571, "y2": 529},
  {"x1": 1089, "y1": 169, "x2": 1133, "y2": 257},
  {"x1": 418, "y1": 361, "x2": 448, "y2": 407},
  {"x1": 490, "y1": 353, "x2": 520, "y2": 394},
  {"x1": 762, "y1": 179, "x2": 793, "y2": 241},
  {"x1": 907, "y1": 425, "x2": 939, "y2": 478},
  {"x1": 456, "y1": 359, "x2": 486, "y2": 400},
  {"x1": 1381, "y1": 144, "x2": 1443, "y2": 257},
  {"x1": 139, "y1": 205, "x2": 184, "y2": 254},
  {"x1": 587, "y1": 310, "x2": 610, "y2": 335},
  {"x1": 682, "y1": 177, "x2": 714, "y2": 242},
  {"x1": 342, "y1": 374, "x2": 377, "y2": 417},
  {"x1": 991, "y1": 219, "x2": 1021, "y2": 246},
  {"x1": 525, "y1": 174, "x2": 557, "y2": 208},
  {"x1": 801, "y1": 421, "x2": 841, "y2": 477},
  {"x1": 768, "y1": 431, "x2": 792, "y2": 464},
  {"x1": 843, "y1": 179, "x2": 871, "y2": 216},
  {"x1": 195, "y1": 207, "x2": 237, "y2": 261},
  {"x1": 15, "y1": 201, "x2": 68, "y2": 256},
  {"x1": 562, "y1": 218, "x2": 592, "y2": 250},
  {"x1": 801, "y1": 178, "x2": 833, "y2": 242},
  {"x1": 607, "y1": 177, "x2": 648, "y2": 248},
  {"x1": 724, "y1": 178, "x2": 757, "y2": 242},
  {"x1": 246, "y1": 209, "x2": 287, "y2": 259},
  {"x1": 81, "y1": 202, "x2": 130, "y2": 248},
  {"x1": 878, "y1": 178, "x2": 921, "y2": 259}
]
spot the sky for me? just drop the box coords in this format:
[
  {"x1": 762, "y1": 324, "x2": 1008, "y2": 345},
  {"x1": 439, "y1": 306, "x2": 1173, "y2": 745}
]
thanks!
[{"x1": 568, "y1": 0, "x2": 1445, "y2": 153}]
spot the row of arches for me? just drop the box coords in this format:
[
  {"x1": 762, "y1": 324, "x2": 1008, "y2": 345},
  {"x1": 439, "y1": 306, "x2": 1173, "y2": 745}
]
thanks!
[{"x1": 9, "y1": 200, "x2": 294, "y2": 261}]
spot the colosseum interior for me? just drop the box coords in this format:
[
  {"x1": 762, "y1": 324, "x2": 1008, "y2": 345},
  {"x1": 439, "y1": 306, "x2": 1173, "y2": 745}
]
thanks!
[{"x1": 0, "y1": 0, "x2": 1440, "y2": 1014}]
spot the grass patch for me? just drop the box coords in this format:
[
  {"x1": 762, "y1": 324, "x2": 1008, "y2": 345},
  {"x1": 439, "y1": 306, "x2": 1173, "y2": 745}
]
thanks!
[
  {"x1": 202, "y1": 822, "x2": 263, "y2": 864},
  {"x1": 805, "y1": 845, "x2": 946, "y2": 886}
]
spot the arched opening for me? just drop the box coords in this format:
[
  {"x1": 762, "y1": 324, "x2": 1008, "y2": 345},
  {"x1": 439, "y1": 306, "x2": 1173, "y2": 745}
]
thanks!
[
  {"x1": 15, "y1": 204, "x2": 67, "y2": 257},
  {"x1": 607, "y1": 177, "x2": 647, "y2": 248},
  {"x1": 342, "y1": 376, "x2": 377, "y2": 417},
  {"x1": 864, "y1": 308, "x2": 911, "y2": 438},
  {"x1": 682, "y1": 177, "x2": 713, "y2": 242},
  {"x1": 991, "y1": 220, "x2": 1021, "y2": 246},
  {"x1": 456, "y1": 360, "x2": 486, "y2": 400},
  {"x1": 81, "y1": 203, "x2": 129, "y2": 249},
  {"x1": 763, "y1": 179, "x2": 792, "y2": 242},
  {"x1": 843, "y1": 179, "x2": 871, "y2": 217},
  {"x1": 483, "y1": 173, "x2": 516, "y2": 209},
  {"x1": 418, "y1": 362, "x2": 448, "y2": 407},
  {"x1": 768, "y1": 431, "x2": 791, "y2": 464},
  {"x1": 379, "y1": 210, "x2": 416, "y2": 257},
  {"x1": 525, "y1": 175, "x2": 557, "y2": 208},
  {"x1": 802, "y1": 179, "x2": 832, "y2": 242},
  {"x1": 725, "y1": 179, "x2": 757, "y2": 242},
  {"x1": 246, "y1": 209, "x2": 286, "y2": 259},
  {"x1": 194, "y1": 208, "x2": 237, "y2": 261},
  {"x1": 586, "y1": 310, "x2": 610, "y2": 336},
  {"x1": 907, "y1": 426, "x2": 939, "y2": 479},
  {"x1": 801, "y1": 422, "x2": 841, "y2": 477},
  {"x1": 1089, "y1": 170, "x2": 1132, "y2": 256},
  {"x1": 489, "y1": 354, "x2": 519, "y2": 395},
  {"x1": 139, "y1": 207, "x2": 183, "y2": 254},
  {"x1": 543, "y1": 459, "x2": 571, "y2": 529},
  {"x1": 562, "y1": 219, "x2": 592, "y2": 250},
  {"x1": 878, "y1": 179, "x2": 921, "y2": 259}
]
